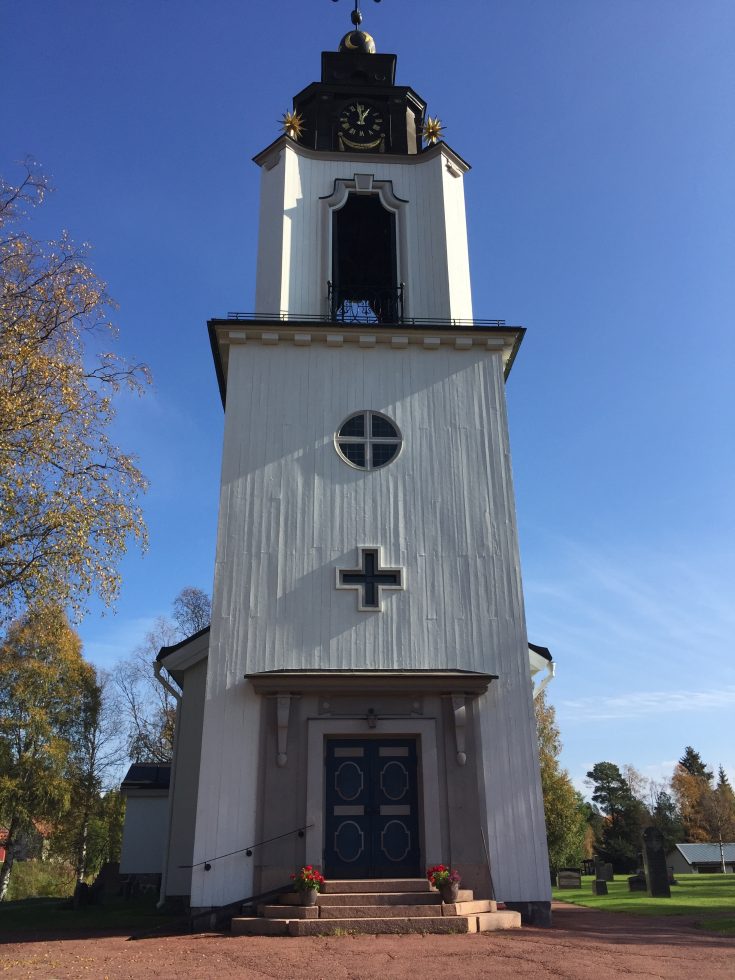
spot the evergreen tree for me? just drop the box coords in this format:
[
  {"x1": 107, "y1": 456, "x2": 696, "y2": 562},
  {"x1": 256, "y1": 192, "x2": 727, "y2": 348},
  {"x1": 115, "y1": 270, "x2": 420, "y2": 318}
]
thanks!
[
  {"x1": 650, "y1": 790, "x2": 683, "y2": 854},
  {"x1": 585, "y1": 761, "x2": 648, "y2": 872},
  {"x1": 678, "y1": 746, "x2": 713, "y2": 782},
  {"x1": 716, "y1": 766, "x2": 733, "y2": 795},
  {"x1": 672, "y1": 750, "x2": 716, "y2": 842},
  {"x1": 699, "y1": 768, "x2": 735, "y2": 869}
]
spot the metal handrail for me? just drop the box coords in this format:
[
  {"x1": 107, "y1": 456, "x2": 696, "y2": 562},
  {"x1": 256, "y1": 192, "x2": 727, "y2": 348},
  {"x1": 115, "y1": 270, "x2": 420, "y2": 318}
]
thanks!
[
  {"x1": 181, "y1": 823, "x2": 313, "y2": 871},
  {"x1": 222, "y1": 310, "x2": 510, "y2": 329}
]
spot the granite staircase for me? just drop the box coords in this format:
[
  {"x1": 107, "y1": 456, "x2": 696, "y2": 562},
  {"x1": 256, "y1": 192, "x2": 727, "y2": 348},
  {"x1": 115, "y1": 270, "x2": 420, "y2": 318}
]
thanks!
[{"x1": 231, "y1": 878, "x2": 521, "y2": 936}]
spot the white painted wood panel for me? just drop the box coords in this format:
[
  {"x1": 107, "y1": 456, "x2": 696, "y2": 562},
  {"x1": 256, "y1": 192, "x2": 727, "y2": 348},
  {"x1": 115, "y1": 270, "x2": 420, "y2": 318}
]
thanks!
[
  {"x1": 254, "y1": 144, "x2": 474, "y2": 322},
  {"x1": 191, "y1": 339, "x2": 550, "y2": 907},
  {"x1": 254, "y1": 157, "x2": 286, "y2": 315},
  {"x1": 214, "y1": 343, "x2": 521, "y2": 677}
]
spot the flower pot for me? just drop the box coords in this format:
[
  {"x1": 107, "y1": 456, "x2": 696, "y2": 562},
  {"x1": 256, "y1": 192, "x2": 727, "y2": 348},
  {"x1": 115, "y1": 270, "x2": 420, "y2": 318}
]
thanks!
[
  {"x1": 439, "y1": 881, "x2": 460, "y2": 903},
  {"x1": 300, "y1": 887, "x2": 320, "y2": 906}
]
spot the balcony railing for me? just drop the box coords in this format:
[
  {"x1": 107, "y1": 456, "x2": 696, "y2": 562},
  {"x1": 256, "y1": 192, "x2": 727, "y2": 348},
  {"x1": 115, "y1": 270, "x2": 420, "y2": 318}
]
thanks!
[
  {"x1": 328, "y1": 282, "x2": 404, "y2": 325},
  {"x1": 222, "y1": 311, "x2": 511, "y2": 330}
]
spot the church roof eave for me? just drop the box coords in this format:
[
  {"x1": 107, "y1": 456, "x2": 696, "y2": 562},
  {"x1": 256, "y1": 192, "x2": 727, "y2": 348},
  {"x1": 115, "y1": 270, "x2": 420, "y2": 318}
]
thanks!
[
  {"x1": 120, "y1": 762, "x2": 171, "y2": 794},
  {"x1": 208, "y1": 319, "x2": 525, "y2": 409},
  {"x1": 156, "y1": 624, "x2": 211, "y2": 662},
  {"x1": 244, "y1": 668, "x2": 497, "y2": 696},
  {"x1": 528, "y1": 642, "x2": 552, "y2": 662},
  {"x1": 157, "y1": 625, "x2": 210, "y2": 685}
]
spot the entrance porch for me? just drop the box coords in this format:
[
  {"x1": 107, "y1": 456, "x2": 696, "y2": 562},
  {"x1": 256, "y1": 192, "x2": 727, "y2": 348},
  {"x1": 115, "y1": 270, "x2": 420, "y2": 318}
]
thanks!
[{"x1": 246, "y1": 669, "x2": 495, "y2": 898}]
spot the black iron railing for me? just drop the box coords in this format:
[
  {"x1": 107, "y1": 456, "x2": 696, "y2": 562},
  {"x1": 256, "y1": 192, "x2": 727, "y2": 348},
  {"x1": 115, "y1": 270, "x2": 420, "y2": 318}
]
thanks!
[
  {"x1": 224, "y1": 311, "x2": 510, "y2": 329},
  {"x1": 328, "y1": 282, "x2": 404, "y2": 324},
  {"x1": 180, "y1": 823, "x2": 313, "y2": 871}
]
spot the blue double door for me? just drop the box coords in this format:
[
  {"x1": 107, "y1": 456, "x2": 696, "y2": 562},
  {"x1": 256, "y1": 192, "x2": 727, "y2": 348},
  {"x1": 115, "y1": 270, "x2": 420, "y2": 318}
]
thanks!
[{"x1": 324, "y1": 738, "x2": 421, "y2": 879}]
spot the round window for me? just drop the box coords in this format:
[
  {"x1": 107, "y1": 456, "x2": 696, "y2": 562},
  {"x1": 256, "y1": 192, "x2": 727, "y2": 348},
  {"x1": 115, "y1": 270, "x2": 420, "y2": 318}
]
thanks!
[{"x1": 335, "y1": 411, "x2": 402, "y2": 470}]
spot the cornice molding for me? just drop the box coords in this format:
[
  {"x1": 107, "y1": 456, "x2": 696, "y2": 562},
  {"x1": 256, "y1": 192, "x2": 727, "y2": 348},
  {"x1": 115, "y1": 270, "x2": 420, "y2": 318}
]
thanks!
[
  {"x1": 253, "y1": 135, "x2": 471, "y2": 175},
  {"x1": 208, "y1": 318, "x2": 524, "y2": 407}
]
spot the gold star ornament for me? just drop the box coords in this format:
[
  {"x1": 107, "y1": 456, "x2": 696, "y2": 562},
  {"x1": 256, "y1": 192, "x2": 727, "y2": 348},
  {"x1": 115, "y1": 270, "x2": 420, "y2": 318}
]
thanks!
[
  {"x1": 280, "y1": 110, "x2": 305, "y2": 141},
  {"x1": 423, "y1": 115, "x2": 445, "y2": 146}
]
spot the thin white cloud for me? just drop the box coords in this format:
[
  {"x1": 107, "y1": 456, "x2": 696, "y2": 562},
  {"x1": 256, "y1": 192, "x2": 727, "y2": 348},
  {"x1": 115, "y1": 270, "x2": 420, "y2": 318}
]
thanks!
[
  {"x1": 80, "y1": 613, "x2": 166, "y2": 669},
  {"x1": 523, "y1": 533, "x2": 735, "y2": 686},
  {"x1": 559, "y1": 686, "x2": 735, "y2": 721},
  {"x1": 639, "y1": 760, "x2": 679, "y2": 786}
]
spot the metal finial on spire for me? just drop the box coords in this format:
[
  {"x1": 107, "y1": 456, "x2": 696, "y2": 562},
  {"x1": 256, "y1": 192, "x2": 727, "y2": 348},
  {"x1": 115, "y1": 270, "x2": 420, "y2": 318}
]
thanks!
[{"x1": 331, "y1": 0, "x2": 382, "y2": 29}]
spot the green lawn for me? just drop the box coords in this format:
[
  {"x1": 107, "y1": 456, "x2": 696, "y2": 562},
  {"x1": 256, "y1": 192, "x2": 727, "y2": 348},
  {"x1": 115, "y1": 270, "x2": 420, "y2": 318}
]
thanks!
[
  {"x1": 553, "y1": 874, "x2": 735, "y2": 934},
  {"x1": 0, "y1": 896, "x2": 185, "y2": 937}
]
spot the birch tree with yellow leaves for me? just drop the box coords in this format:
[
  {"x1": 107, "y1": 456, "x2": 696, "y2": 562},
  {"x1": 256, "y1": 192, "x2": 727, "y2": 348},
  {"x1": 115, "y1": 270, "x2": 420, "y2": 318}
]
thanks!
[
  {"x1": 0, "y1": 162, "x2": 149, "y2": 623},
  {"x1": 0, "y1": 605, "x2": 93, "y2": 900}
]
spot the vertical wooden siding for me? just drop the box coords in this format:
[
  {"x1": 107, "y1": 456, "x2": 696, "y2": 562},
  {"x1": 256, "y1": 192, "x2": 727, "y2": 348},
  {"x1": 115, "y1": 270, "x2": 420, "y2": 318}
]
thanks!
[
  {"x1": 191, "y1": 341, "x2": 551, "y2": 907},
  {"x1": 254, "y1": 145, "x2": 473, "y2": 321}
]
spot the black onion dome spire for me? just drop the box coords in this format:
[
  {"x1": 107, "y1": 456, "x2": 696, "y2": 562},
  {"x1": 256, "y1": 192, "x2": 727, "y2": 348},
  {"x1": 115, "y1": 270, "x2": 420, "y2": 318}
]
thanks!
[
  {"x1": 339, "y1": 30, "x2": 376, "y2": 54},
  {"x1": 292, "y1": 0, "x2": 425, "y2": 155},
  {"x1": 333, "y1": 0, "x2": 380, "y2": 53}
]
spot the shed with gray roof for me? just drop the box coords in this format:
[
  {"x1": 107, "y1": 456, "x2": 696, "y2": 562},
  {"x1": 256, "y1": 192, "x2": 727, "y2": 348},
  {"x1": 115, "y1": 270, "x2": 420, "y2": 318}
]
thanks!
[{"x1": 668, "y1": 843, "x2": 735, "y2": 874}]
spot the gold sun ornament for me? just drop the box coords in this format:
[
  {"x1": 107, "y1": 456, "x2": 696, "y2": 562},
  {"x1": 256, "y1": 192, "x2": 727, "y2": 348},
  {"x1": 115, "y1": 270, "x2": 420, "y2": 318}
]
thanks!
[
  {"x1": 422, "y1": 115, "x2": 445, "y2": 146},
  {"x1": 280, "y1": 110, "x2": 305, "y2": 141}
]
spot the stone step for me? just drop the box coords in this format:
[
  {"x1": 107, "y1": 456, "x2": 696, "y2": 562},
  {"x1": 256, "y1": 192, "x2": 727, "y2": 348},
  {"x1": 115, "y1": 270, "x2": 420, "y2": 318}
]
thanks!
[
  {"x1": 260, "y1": 896, "x2": 489, "y2": 920},
  {"x1": 276, "y1": 893, "x2": 312, "y2": 906},
  {"x1": 320, "y1": 878, "x2": 431, "y2": 894},
  {"x1": 232, "y1": 915, "x2": 477, "y2": 936},
  {"x1": 315, "y1": 891, "x2": 443, "y2": 906},
  {"x1": 440, "y1": 889, "x2": 474, "y2": 904},
  {"x1": 442, "y1": 899, "x2": 497, "y2": 915},
  {"x1": 318, "y1": 904, "x2": 443, "y2": 919},
  {"x1": 231, "y1": 910, "x2": 521, "y2": 938},
  {"x1": 290, "y1": 915, "x2": 477, "y2": 937},
  {"x1": 260, "y1": 904, "x2": 318, "y2": 919},
  {"x1": 476, "y1": 910, "x2": 522, "y2": 931},
  {"x1": 278, "y1": 889, "x2": 474, "y2": 907}
]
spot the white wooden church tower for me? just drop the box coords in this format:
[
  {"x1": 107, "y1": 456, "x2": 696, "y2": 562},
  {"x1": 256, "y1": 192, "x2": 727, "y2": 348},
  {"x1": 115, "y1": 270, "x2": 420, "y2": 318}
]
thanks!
[{"x1": 157, "y1": 8, "x2": 551, "y2": 926}]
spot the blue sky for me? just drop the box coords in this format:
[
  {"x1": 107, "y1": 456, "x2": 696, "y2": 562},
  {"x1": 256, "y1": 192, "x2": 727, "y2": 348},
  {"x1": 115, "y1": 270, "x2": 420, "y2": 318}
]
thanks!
[{"x1": 3, "y1": 0, "x2": 733, "y2": 794}]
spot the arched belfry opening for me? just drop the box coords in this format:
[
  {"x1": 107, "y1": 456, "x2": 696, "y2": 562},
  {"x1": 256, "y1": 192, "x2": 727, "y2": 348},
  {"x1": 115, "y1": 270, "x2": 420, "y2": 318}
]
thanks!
[{"x1": 330, "y1": 193, "x2": 401, "y2": 323}]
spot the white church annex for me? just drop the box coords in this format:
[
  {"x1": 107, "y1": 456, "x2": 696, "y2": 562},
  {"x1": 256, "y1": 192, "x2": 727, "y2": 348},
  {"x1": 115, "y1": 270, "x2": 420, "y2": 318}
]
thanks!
[{"x1": 155, "y1": 8, "x2": 552, "y2": 927}]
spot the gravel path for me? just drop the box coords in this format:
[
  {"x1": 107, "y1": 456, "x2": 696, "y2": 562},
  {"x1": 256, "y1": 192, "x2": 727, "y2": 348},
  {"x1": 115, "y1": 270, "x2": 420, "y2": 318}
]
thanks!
[{"x1": 1, "y1": 902, "x2": 733, "y2": 979}]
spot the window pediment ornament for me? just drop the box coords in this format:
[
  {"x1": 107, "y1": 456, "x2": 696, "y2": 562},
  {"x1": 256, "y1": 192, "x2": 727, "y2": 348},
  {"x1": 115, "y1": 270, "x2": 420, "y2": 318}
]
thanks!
[{"x1": 320, "y1": 176, "x2": 408, "y2": 213}]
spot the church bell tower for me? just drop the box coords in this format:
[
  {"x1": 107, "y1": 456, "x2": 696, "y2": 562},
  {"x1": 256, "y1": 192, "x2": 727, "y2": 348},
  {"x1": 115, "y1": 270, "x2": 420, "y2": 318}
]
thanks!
[{"x1": 187, "y1": 5, "x2": 552, "y2": 925}]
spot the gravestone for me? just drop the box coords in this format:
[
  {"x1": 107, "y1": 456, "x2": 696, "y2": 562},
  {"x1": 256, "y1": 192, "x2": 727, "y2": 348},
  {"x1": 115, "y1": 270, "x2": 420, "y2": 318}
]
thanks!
[
  {"x1": 642, "y1": 827, "x2": 671, "y2": 898},
  {"x1": 591, "y1": 879, "x2": 608, "y2": 895},
  {"x1": 556, "y1": 870, "x2": 581, "y2": 888},
  {"x1": 598, "y1": 862, "x2": 614, "y2": 881},
  {"x1": 627, "y1": 874, "x2": 647, "y2": 892},
  {"x1": 90, "y1": 861, "x2": 122, "y2": 903}
]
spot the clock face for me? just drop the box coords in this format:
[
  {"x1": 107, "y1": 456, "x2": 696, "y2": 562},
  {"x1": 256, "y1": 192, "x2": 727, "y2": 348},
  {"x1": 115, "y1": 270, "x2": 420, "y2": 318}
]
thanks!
[{"x1": 338, "y1": 102, "x2": 385, "y2": 151}]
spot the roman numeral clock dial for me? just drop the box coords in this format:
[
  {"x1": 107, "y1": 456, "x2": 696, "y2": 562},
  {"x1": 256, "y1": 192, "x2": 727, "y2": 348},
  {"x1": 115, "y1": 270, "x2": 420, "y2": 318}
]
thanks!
[{"x1": 338, "y1": 102, "x2": 385, "y2": 151}]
